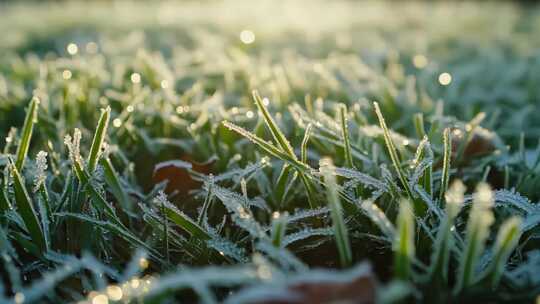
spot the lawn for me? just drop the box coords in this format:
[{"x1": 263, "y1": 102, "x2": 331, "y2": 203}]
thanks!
[{"x1": 0, "y1": 1, "x2": 540, "y2": 303}]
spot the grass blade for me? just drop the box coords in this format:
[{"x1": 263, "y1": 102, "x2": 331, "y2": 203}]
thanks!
[
  {"x1": 339, "y1": 104, "x2": 354, "y2": 169},
  {"x1": 273, "y1": 164, "x2": 293, "y2": 207},
  {"x1": 359, "y1": 199, "x2": 395, "y2": 238},
  {"x1": 393, "y1": 199, "x2": 415, "y2": 281},
  {"x1": 155, "y1": 191, "x2": 170, "y2": 262},
  {"x1": 222, "y1": 121, "x2": 308, "y2": 172},
  {"x1": 101, "y1": 157, "x2": 132, "y2": 211},
  {"x1": 439, "y1": 128, "x2": 452, "y2": 203},
  {"x1": 373, "y1": 102, "x2": 413, "y2": 201},
  {"x1": 270, "y1": 211, "x2": 288, "y2": 248},
  {"x1": 0, "y1": 169, "x2": 11, "y2": 213},
  {"x1": 301, "y1": 123, "x2": 312, "y2": 164},
  {"x1": 252, "y1": 90, "x2": 296, "y2": 158},
  {"x1": 320, "y1": 158, "x2": 352, "y2": 267},
  {"x1": 87, "y1": 106, "x2": 111, "y2": 172},
  {"x1": 455, "y1": 183, "x2": 494, "y2": 294},
  {"x1": 156, "y1": 193, "x2": 211, "y2": 241},
  {"x1": 485, "y1": 216, "x2": 522, "y2": 289},
  {"x1": 15, "y1": 97, "x2": 40, "y2": 171},
  {"x1": 429, "y1": 180, "x2": 465, "y2": 282},
  {"x1": 413, "y1": 113, "x2": 426, "y2": 138},
  {"x1": 11, "y1": 163, "x2": 46, "y2": 252},
  {"x1": 71, "y1": 159, "x2": 118, "y2": 220}
]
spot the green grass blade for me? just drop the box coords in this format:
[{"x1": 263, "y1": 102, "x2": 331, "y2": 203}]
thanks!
[
  {"x1": 429, "y1": 180, "x2": 465, "y2": 282},
  {"x1": 101, "y1": 157, "x2": 132, "y2": 211},
  {"x1": 299, "y1": 172, "x2": 318, "y2": 209},
  {"x1": 223, "y1": 121, "x2": 309, "y2": 172},
  {"x1": 72, "y1": 160, "x2": 118, "y2": 221},
  {"x1": 15, "y1": 97, "x2": 40, "y2": 171},
  {"x1": 339, "y1": 104, "x2": 354, "y2": 169},
  {"x1": 301, "y1": 123, "x2": 312, "y2": 164},
  {"x1": 156, "y1": 192, "x2": 170, "y2": 263},
  {"x1": 0, "y1": 189, "x2": 10, "y2": 213},
  {"x1": 439, "y1": 128, "x2": 452, "y2": 203},
  {"x1": 393, "y1": 199, "x2": 415, "y2": 281},
  {"x1": 252, "y1": 90, "x2": 296, "y2": 159},
  {"x1": 198, "y1": 177, "x2": 214, "y2": 225},
  {"x1": 11, "y1": 164, "x2": 46, "y2": 252},
  {"x1": 87, "y1": 106, "x2": 111, "y2": 172},
  {"x1": 413, "y1": 113, "x2": 426, "y2": 138},
  {"x1": 156, "y1": 194, "x2": 211, "y2": 241},
  {"x1": 455, "y1": 183, "x2": 494, "y2": 294},
  {"x1": 414, "y1": 136, "x2": 433, "y2": 197},
  {"x1": 486, "y1": 216, "x2": 522, "y2": 289},
  {"x1": 373, "y1": 102, "x2": 413, "y2": 200},
  {"x1": 359, "y1": 199, "x2": 395, "y2": 238},
  {"x1": 274, "y1": 164, "x2": 292, "y2": 207},
  {"x1": 271, "y1": 211, "x2": 288, "y2": 248},
  {"x1": 320, "y1": 158, "x2": 352, "y2": 267},
  {"x1": 55, "y1": 212, "x2": 160, "y2": 258}
]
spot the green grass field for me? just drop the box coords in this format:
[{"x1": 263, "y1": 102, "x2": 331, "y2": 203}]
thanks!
[{"x1": 1, "y1": 1, "x2": 540, "y2": 303}]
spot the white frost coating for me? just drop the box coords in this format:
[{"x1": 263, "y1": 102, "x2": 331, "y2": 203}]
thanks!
[{"x1": 33, "y1": 151, "x2": 48, "y2": 192}]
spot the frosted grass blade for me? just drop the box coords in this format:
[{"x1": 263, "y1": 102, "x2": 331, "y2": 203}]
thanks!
[{"x1": 15, "y1": 97, "x2": 40, "y2": 171}]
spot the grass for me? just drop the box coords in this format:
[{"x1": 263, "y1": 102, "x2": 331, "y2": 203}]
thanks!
[{"x1": 0, "y1": 0, "x2": 540, "y2": 303}]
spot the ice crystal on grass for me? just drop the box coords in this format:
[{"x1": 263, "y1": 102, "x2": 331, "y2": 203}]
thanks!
[
  {"x1": 64, "y1": 128, "x2": 83, "y2": 166},
  {"x1": 33, "y1": 151, "x2": 48, "y2": 192}
]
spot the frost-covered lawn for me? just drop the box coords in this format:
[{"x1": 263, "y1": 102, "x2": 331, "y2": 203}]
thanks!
[{"x1": 0, "y1": 1, "x2": 539, "y2": 303}]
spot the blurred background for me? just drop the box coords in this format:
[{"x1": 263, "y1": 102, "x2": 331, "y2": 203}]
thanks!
[
  {"x1": 1, "y1": 1, "x2": 540, "y2": 171},
  {"x1": 2, "y1": 1, "x2": 540, "y2": 140}
]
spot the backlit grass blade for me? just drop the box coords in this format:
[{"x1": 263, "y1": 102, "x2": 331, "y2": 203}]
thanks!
[
  {"x1": 339, "y1": 104, "x2": 354, "y2": 169},
  {"x1": 223, "y1": 119, "x2": 317, "y2": 208},
  {"x1": 485, "y1": 216, "x2": 522, "y2": 289},
  {"x1": 252, "y1": 90, "x2": 296, "y2": 158},
  {"x1": 301, "y1": 123, "x2": 313, "y2": 164},
  {"x1": 271, "y1": 211, "x2": 288, "y2": 248},
  {"x1": 15, "y1": 97, "x2": 40, "y2": 171},
  {"x1": 439, "y1": 128, "x2": 452, "y2": 203},
  {"x1": 373, "y1": 102, "x2": 413, "y2": 200},
  {"x1": 359, "y1": 199, "x2": 395, "y2": 238},
  {"x1": 413, "y1": 136, "x2": 433, "y2": 197},
  {"x1": 87, "y1": 106, "x2": 110, "y2": 172},
  {"x1": 455, "y1": 183, "x2": 494, "y2": 294},
  {"x1": 11, "y1": 163, "x2": 46, "y2": 252},
  {"x1": 393, "y1": 199, "x2": 415, "y2": 281},
  {"x1": 320, "y1": 158, "x2": 352, "y2": 267},
  {"x1": 222, "y1": 121, "x2": 308, "y2": 172},
  {"x1": 429, "y1": 180, "x2": 465, "y2": 282}
]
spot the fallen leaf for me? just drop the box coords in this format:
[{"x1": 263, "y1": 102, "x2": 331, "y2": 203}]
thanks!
[
  {"x1": 253, "y1": 263, "x2": 376, "y2": 304},
  {"x1": 152, "y1": 155, "x2": 215, "y2": 195}
]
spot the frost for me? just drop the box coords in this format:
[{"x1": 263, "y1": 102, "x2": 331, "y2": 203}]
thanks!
[{"x1": 33, "y1": 151, "x2": 48, "y2": 192}]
